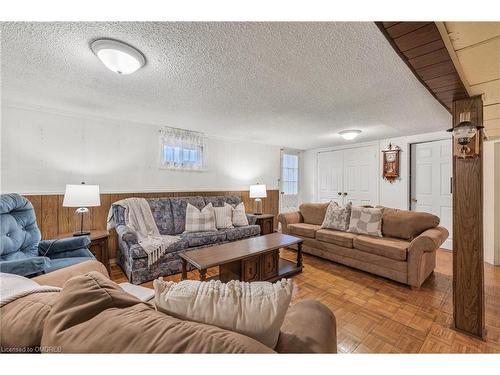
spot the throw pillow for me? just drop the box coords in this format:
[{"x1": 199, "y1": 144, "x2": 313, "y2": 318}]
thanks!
[
  {"x1": 213, "y1": 203, "x2": 234, "y2": 229},
  {"x1": 184, "y1": 203, "x2": 217, "y2": 233},
  {"x1": 232, "y1": 202, "x2": 249, "y2": 227},
  {"x1": 347, "y1": 206, "x2": 383, "y2": 237},
  {"x1": 321, "y1": 201, "x2": 352, "y2": 231},
  {"x1": 153, "y1": 278, "x2": 293, "y2": 349}
]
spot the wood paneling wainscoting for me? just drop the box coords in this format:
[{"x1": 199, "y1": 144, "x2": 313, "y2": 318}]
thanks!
[{"x1": 24, "y1": 190, "x2": 279, "y2": 260}]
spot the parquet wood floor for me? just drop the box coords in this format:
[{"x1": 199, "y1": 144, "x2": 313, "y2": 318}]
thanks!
[{"x1": 110, "y1": 249, "x2": 500, "y2": 353}]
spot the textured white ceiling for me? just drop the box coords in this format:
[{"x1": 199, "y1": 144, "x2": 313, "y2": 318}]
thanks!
[{"x1": 1, "y1": 22, "x2": 451, "y2": 149}]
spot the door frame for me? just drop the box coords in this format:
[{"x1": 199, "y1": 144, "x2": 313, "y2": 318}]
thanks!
[{"x1": 409, "y1": 139, "x2": 453, "y2": 250}]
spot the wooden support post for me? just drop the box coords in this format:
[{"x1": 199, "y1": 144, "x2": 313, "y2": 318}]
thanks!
[{"x1": 452, "y1": 96, "x2": 485, "y2": 339}]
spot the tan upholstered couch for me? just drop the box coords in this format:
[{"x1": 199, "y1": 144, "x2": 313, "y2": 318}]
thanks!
[
  {"x1": 278, "y1": 203, "x2": 449, "y2": 288},
  {"x1": 0, "y1": 260, "x2": 337, "y2": 353}
]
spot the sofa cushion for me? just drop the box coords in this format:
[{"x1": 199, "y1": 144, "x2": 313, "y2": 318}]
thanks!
[
  {"x1": 353, "y1": 235, "x2": 410, "y2": 261},
  {"x1": 154, "y1": 278, "x2": 293, "y2": 348},
  {"x1": 40, "y1": 272, "x2": 273, "y2": 353},
  {"x1": 204, "y1": 195, "x2": 241, "y2": 208},
  {"x1": 315, "y1": 229, "x2": 357, "y2": 248},
  {"x1": 321, "y1": 201, "x2": 352, "y2": 231},
  {"x1": 348, "y1": 206, "x2": 383, "y2": 237},
  {"x1": 148, "y1": 198, "x2": 176, "y2": 235},
  {"x1": 221, "y1": 225, "x2": 260, "y2": 241},
  {"x1": 287, "y1": 223, "x2": 321, "y2": 239},
  {"x1": 380, "y1": 207, "x2": 440, "y2": 240},
  {"x1": 170, "y1": 197, "x2": 207, "y2": 234},
  {"x1": 180, "y1": 231, "x2": 227, "y2": 248},
  {"x1": 299, "y1": 203, "x2": 329, "y2": 225},
  {"x1": 184, "y1": 203, "x2": 217, "y2": 233}
]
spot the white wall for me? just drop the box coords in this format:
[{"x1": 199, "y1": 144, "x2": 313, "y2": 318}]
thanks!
[
  {"x1": 300, "y1": 131, "x2": 451, "y2": 209},
  {"x1": 483, "y1": 140, "x2": 500, "y2": 266},
  {"x1": 1, "y1": 104, "x2": 281, "y2": 194}
]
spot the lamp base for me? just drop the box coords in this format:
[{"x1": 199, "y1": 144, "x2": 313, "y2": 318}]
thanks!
[
  {"x1": 73, "y1": 231, "x2": 91, "y2": 237},
  {"x1": 253, "y1": 198, "x2": 263, "y2": 215}
]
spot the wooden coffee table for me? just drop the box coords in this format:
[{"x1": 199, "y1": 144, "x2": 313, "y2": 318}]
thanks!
[{"x1": 179, "y1": 233, "x2": 303, "y2": 282}]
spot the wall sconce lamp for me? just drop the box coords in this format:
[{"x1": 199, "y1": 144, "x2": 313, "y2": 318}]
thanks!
[{"x1": 447, "y1": 111, "x2": 484, "y2": 158}]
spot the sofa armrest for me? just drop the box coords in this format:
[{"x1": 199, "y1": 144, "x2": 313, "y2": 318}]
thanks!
[
  {"x1": 33, "y1": 260, "x2": 109, "y2": 287},
  {"x1": 410, "y1": 226, "x2": 449, "y2": 253},
  {"x1": 407, "y1": 226, "x2": 449, "y2": 288},
  {"x1": 48, "y1": 248, "x2": 95, "y2": 260},
  {"x1": 115, "y1": 225, "x2": 139, "y2": 245},
  {"x1": 275, "y1": 300, "x2": 337, "y2": 353},
  {"x1": 0, "y1": 256, "x2": 50, "y2": 277},
  {"x1": 277, "y1": 211, "x2": 303, "y2": 234},
  {"x1": 38, "y1": 236, "x2": 91, "y2": 257}
]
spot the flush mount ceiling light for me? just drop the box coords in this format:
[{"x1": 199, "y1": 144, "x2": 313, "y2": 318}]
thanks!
[
  {"x1": 338, "y1": 129, "x2": 362, "y2": 140},
  {"x1": 90, "y1": 39, "x2": 145, "y2": 75}
]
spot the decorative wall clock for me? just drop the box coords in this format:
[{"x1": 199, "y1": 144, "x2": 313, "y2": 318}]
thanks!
[{"x1": 382, "y1": 143, "x2": 401, "y2": 183}]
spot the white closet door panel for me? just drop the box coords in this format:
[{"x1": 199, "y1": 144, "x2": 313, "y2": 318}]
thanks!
[{"x1": 318, "y1": 150, "x2": 343, "y2": 204}]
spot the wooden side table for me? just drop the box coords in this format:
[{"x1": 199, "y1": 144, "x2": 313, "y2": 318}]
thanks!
[
  {"x1": 54, "y1": 230, "x2": 110, "y2": 274},
  {"x1": 248, "y1": 213, "x2": 275, "y2": 235}
]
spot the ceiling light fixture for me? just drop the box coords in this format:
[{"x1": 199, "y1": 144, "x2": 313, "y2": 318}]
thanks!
[
  {"x1": 90, "y1": 39, "x2": 145, "y2": 75},
  {"x1": 338, "y1": 129, "x2": 362, "y2": 140}
]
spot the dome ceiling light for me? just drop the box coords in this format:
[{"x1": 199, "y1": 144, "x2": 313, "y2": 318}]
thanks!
[
  {"x1": 338, "y1": 129, "x2": 362, "y2": 140},
  {"x1": 90, "y1": 39, "x2": 146, "y2": 75}
]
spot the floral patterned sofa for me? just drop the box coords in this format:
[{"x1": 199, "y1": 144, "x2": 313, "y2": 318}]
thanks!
[{"x1": 113, "y1": 195, "x2": 260, "y2": 284}]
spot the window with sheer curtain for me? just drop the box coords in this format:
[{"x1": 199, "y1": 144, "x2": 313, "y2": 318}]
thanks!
[{"x1": 159, "y1": 127, "x2": 206, "y2": 171}]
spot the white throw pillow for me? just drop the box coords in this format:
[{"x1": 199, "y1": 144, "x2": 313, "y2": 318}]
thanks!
[
  {"x1": 213, "y1": 203, "x2": 234, "y2": 229},
  {"x1": 153, "y1": 278, "x2": 293, "y2": 348},
  {"x1": 348, "y1": 206, "x2": 383, "y2": 237},
  {"x1": 184, "y1": 203, "x2": 217, "y2": 233},
  {"x1": 232, "y1": 202, "x2": 249, "y2": 227}
]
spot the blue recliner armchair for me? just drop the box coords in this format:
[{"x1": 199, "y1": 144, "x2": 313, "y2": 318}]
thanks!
[{"x1": 0, "y1": 193, "x2": 95, "y2": 277}]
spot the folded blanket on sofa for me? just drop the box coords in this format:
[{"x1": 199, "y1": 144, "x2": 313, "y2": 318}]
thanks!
[
  {"x1": 107, "y1": 198, "x2": 180, "y2": 267},
  {"x1": 0, "y1": 272, "x2": 61, "y2": 307}
]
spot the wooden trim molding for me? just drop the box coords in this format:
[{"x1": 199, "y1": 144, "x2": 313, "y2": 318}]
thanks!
[
  {"x1": 375, "y1": 22, "x2": 470, "y2": 113},
  {"x1": 24, "y1": 190, "x2": 279, "y2": 260}
]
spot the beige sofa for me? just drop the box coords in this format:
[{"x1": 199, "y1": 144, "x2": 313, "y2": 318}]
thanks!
[
  {"x1": 0, "y1": 260, "x2": 337, "y2": 353},
  {"x1": 278, "y1": 203, "x2": 449, "y2": 288}
]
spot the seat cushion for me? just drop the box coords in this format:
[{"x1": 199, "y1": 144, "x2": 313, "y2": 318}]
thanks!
[
  {"x1": 287, "y1": 223, "x2": 321, "y2": 239},
  {"x1": 315, "y1": 229, "x2": 357, "y2": 248},
  {"x1": 180, "y1": 231, "x2": 227, "y2": 248},
  {"x1": 353, "y1": 235, "x2": 409, "y2": 261},
  {"x1": 299, "y1": 203, "x2": 329, "y2": 225},
  {"x1": 221, "y1": 225, "x2": 260, "y2": 241},
  {"x1": 45, "y1": 257, "x2": 97, "y2": 273}
]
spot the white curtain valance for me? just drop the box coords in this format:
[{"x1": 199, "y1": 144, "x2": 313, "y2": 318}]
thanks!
[{"x1": 159, "y1": 127, "x2": 207, "y2": 171}]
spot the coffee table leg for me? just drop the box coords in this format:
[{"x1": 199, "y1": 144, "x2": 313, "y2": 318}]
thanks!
[
  {"x1": 297, "y1": 242, "x2": 303, "y2": 268},
  {"x1": 199, "y1": 268, "x2": 207, "y2": 281},
  {"x1": 181, "y1": 258, "x2": 187, "y2": 280}
]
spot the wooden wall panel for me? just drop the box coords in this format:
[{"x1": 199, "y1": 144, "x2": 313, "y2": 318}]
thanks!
[
  {"x1": 452, "y1": 96, "x2": 485, "y2": 338},
  {"x1": 24, "y1": 190, "x2": 280, "y2": 260},
  {"x1": 375, "y1": 22, "x2": 469, "y2": 112}
]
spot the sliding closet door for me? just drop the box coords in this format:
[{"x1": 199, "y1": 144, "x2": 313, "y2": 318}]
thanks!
[
  {"x1": 318, "y1": 150, "x2": 343, "y2": 204},
  {"x1": 343, "y1": 146, "x2": 379, "y2": 206}
]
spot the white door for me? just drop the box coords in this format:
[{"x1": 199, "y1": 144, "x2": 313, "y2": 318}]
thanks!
[
  {"x1": 280, "y1": 150, "x2": 300, "y2": 213},
  {"x1": 343, "y1": 146, "x2": 379, "y2": 206},
  {"x1": 318, "y1": 150, "x2": 344, "y2": 204},
  {"x1": 317, "y1": 146, "x2": 378, "y2": 206},
  {"x1": 410, "y1": 140, "x2": 453, "y2": 250}
]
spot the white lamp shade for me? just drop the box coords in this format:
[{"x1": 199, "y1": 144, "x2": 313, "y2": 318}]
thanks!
[
  {"x1": 249, "y1": 184, "x2": 267, "y2": 198},
  {"x1": 63, "y1": 184, "x2": 101, "y2": 207}
]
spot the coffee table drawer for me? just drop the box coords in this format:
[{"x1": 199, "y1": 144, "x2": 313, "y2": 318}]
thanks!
[
  {"x1": 261, "y1": 250, "x2": 279, "y2": 279},
  {"x1": 242, "y1": 255, "x2": 261, "y2": 282}
]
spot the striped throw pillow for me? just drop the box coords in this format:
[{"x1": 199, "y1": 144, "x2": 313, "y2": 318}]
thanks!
[
  {"x1": 213, "y1": 203, "x2": 234, "y2": 229},
  {"x1": 184, "y1": 203, "x2": 217, "y2": 233}
]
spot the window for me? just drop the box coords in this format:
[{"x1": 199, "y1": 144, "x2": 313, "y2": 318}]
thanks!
[
  {"x1": 159, "y1": 127, "x2": 206, "y2": 171},
  {"x1": 282, "y1": 153, "x2": 299, "y2": 195}
]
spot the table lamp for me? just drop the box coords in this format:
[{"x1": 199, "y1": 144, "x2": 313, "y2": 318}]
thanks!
[
  {"x1": 63, "y1": 182, "x2": 101, "y2": 236},
  {"x1": 249, "y1": 183, "x2": 267, "y2": 215}
]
